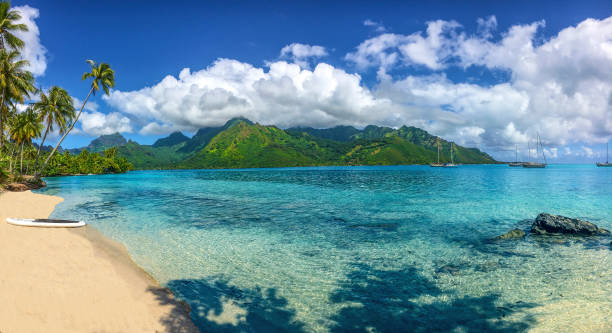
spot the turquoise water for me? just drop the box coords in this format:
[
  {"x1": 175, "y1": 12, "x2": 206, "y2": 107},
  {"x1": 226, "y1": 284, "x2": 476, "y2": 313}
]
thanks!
[{"x1": 37, "y1": 165, "x2": 612, "y2": 332}]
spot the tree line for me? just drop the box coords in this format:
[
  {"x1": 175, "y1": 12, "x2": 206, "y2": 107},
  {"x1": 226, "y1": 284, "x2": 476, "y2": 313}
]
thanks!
[{"x1": 0, "y1": 1, "x2": 131, "y2": 185}]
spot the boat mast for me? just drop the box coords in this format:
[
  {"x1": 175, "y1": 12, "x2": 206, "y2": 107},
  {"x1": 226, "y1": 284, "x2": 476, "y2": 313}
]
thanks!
[
  {"x1": 535, "y1": 134, "x2": 540, "y2": 164},
  {"x1": 451, "y1": 142, "x2": 455, "y2": 164},
  {"x1": 528, "y1": 141, "x2": 531, "y2": 162},
  {"x1": 539, "y1": 133, "x2": 546, "y2": 164},
  {"x1": 515, "y1": 144, "x2": 518, "y2": 163},
  {"x1": 607, "y1": 142, "x2": 609, "y2": 164}
]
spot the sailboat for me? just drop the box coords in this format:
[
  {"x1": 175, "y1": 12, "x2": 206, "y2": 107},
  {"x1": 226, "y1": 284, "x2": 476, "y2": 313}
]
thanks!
[
  {"x1": 430, "y1": 138, "x2": 444, "y2": 167},
  {"x1": 444, "y1": 142, "x2": 458, "y2": 167},
  {"x1": 596, "y1": 142, "x2": 612, "y2": 167},
  {"x1": 523, "y1": 133, "x2": 546, "y2": 168},
  {"x1": 508, "y1": 144, "x2": 522, "y2": 167}
]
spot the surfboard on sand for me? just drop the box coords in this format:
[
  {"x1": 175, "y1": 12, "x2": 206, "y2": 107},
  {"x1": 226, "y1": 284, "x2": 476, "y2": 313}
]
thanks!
[{"x1": 6, "y1": 218, "x2": 86, "y2": 228}]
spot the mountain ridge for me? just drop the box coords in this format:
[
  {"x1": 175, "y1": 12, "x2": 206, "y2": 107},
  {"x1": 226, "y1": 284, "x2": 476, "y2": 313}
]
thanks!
[{"x1": 72, "y1": 118, "x2": 496, "y2": 169}]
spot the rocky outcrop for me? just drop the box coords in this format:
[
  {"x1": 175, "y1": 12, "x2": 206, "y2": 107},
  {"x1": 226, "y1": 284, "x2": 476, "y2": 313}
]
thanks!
[
  {"x1": 3, "y1": 177, "x2": 46, "y2": 192},
  {"x1": 531, "y1": 213, "x2": 610, "y2": 236},
  {"x1": 495, "y1": 228, "x2": 526, "y2": 240}
]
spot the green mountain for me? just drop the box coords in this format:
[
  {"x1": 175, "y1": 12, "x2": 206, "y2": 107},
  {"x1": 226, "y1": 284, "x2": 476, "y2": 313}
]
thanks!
[
  {"x1": 88, "y1": 133, "x2": 127, "y2": 152},
  {"x1": 287, "y1": 125, "x2": 361, "y2": 142},
  {"x1": 152, "y1": 131, "x2": 189, "y2": 147},
  {"x1": 79, "y1": 118, "x2": 496, "y2": 169}
]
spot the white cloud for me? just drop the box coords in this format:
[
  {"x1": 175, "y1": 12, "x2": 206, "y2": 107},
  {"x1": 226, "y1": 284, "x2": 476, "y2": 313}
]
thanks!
[
  {"x1": 352, "y1": 16, "x2": 612, "y2": 151},
  {"x1": 79, "y1": 111, "x2": 132, "y2": 136},
  {"x1": 13, "y1": 5, "x2": 46, "y2": 76},
  {"x1": 73, "y1": 97, "x2": 99, "y2": 112},
  {"x1": 279, "y1": 43, "x2": 327, "y2": 68},
  {"x1": 346, "y1": 20, "x2": 460, "y2": 71},
  {"x1": 102, "y1": 16, "x2": 612, "y2": 161},
  {"x1": 363, "y1": 19, "x2": 386, "y2": 32},
  {"x1": 139, "y1": 122, "x2": 177, "y2": 135},
  {"x1": 105, "y1": 59, "x2": 412, "y2": 132}
]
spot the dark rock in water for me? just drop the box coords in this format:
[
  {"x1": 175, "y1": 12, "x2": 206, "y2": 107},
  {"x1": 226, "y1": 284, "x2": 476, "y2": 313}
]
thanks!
[
  {"x1": 475, "y1": 261, "x2": 500, "y2": 272},
  {"x1": 495, "y1": 228, "x2": 526, "y2": 240},
  {"x1": 348, "y1": 223, "x2": 398, "y2": 230},
  {"x1": 435, "y1": 264, "x2": 461, "y2": 276},
  {"x1": 531, "y1": 213, "x2": 610, "y2": 236}
]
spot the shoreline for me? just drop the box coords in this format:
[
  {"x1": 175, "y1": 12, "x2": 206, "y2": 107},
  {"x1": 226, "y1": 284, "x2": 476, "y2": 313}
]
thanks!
[{"x1": 0, "y1": 190, "x2": 198, "y2": 333}]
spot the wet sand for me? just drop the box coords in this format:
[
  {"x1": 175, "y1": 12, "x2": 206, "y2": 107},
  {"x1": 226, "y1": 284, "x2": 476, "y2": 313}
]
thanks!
[{"x1": 0, "y1": 190, "x2": 198, "y2": 333}]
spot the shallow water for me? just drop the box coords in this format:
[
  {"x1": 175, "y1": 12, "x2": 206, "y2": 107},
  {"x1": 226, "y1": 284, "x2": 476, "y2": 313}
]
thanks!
[{"x1": 37, "y1": 165, "x2": 612, "y2": 332}]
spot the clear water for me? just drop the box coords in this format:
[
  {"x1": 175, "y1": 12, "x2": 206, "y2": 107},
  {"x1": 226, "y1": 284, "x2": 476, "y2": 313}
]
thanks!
[{"x1": 36, "y1": 165, "x2": 612, "y2": 332}]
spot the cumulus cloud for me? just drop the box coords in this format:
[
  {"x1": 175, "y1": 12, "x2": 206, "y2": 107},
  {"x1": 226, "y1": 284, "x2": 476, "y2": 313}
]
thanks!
[
  {"x1": 79, "y1": 111, "x2": 132, "y2": 136},
  {"x1": 104, "y1": 59, "x2": 412, "y2": 132},
  {"x1": 279, "y1": 43, "x2": 328, "y2": 68},
  {"x1": 353, "y1": 16, "x2": 612, "y2": 152},
  {"x1": 14, "y1": 5, "x2": 46, "y2": 76},
  {"x1": 346, "y1": 20, "x2": 460, "y2": 72},
  {"x1": 102, "y1": 15, "x2": 612, "y2": 161},
  {"x1": 73, "y1": 97, "x2": 99, "y2": 112}
]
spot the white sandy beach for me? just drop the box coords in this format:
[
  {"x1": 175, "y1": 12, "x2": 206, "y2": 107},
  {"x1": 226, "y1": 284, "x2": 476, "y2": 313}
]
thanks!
[{"x1": 0, "y1": 190, "x2": 198, "y2": 333}]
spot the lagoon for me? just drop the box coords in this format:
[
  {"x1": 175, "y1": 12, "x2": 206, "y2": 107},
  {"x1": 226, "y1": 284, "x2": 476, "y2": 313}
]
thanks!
[{"x1": 37, "y1": 165, "x2": 612, "y2": 332}]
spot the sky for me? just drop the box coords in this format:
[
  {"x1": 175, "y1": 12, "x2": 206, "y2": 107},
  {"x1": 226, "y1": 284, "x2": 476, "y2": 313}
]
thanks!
[{"x1": 11, "y1": 0, "x2": 612, "y2": 162}]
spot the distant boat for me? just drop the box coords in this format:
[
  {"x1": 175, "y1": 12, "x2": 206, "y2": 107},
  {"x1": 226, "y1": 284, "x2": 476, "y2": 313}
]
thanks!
[
  {"x1": 444, "y1": 142, "x2": 458, "y2": 167},
  {"x1": 508, "y1": 144, "x2": 522, "y2": 167},
  {"x1": 430, "y1": 138, "x2": 444, "y2": 167},
  {"x1": 596, "y1": 142, "x2": 612, "y2": 167},
  {"x1": 523, "y1": 133, "x2": 546, "y2": 168}
]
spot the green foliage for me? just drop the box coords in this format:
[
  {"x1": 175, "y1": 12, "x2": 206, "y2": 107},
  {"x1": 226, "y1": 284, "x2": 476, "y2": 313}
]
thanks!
[
  {"x1": 287, "y1": 125, "x2": 361, "y2": 142},
  {"x1": 0, "y1": 48, "x2": 36, "y2": 147},
  {"x1": 0, "y1": 165, "x2": 8, "y2": 183},
  {"x1": 87, "y1": 132, "x2": 127, "y2": 152},
  {"x1": 0, "y1": 1, "x2": 28, "y2": 51},
  {"x1": 41, "y1": 148, "x2": 132, "y2": 176},
  {"x1": 116, "y1": 141, "x2": 188, "y2": 169},
  {"x1": 153, "y1": 131, "x2": 189, "y2": 147}
]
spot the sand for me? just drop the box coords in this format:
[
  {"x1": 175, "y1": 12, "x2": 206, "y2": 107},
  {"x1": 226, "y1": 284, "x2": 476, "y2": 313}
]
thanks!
[{"x1": 0, "y1": 190, "x2": 198, "y2": 333}]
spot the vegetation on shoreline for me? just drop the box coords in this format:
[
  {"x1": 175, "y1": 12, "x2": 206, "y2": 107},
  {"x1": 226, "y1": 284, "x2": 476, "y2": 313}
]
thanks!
[{"x1": 0, "y1": 1, "x2": 130, "y2": 189}]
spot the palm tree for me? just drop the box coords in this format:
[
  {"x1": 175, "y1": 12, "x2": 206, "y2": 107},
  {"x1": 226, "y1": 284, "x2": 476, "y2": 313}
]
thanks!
[
  {"x1": 9, "y1": 107, "x2": 41, "y2": 174},
  {"x1": 39, "y1": 60, "x2": 115, "y2": 176},
  {"x1": 32, "y1": 86, "x2": 74, "y2": 173},
  {"x1": 0, "y1": 49, "x2": 35, "y2": 148},
  {"x1": 0, "y1": 2, "x2": 28, "y2": 51}
]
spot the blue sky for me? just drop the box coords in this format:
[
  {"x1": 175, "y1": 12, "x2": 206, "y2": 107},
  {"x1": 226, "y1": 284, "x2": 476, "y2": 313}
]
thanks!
[{"x1": 11, "y1": 0, "x2": 612, "y2": 162}]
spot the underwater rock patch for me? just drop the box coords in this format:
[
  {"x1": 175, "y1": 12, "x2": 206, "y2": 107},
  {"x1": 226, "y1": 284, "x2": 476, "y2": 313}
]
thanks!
[
  {"x1": 531, "y1": 213, "x2": 610, "y2": 236},
  {"x1": 348, "y1": 223, "x2": 398, "y2": 230},
  {"x1": 495, "y1": 228, "x2": 526, "y2": 240},
  {"x1": 435, "y1": 264, "x2": 462, "y2": 276}
]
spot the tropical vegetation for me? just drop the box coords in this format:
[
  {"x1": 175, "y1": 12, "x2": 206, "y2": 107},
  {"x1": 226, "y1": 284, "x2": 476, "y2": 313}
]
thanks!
[
  {"x1": 0, "y1": 1, "x2": 130, "y2": 189},
  {"x1": 66, "y1": 118, "x2": 496, "y2": 170}
]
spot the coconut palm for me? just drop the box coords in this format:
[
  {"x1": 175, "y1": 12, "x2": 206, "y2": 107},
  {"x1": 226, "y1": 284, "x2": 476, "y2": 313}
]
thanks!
[
  {"x1": 32, "y1": 86, "x2": 74, "y2": 173},
  {"x1": 9, "y1": 107, "x2": 41, "y2": 173},
  {"x1": 0, "y1": 1, "x2": 28, "y2": 51},
  {"x1": 0, "y1": 49, "x2": 35, "y2": 148},
  {"x1": 39, "y1": 60, "x2": 115, "y2": 176}
]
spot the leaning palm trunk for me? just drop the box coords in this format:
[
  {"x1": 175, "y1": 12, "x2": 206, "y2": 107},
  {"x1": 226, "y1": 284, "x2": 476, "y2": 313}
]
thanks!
[
  {"x1": 33, "y1": 123, "x2": 50, "y2": 175},
  {"x1": 38, "y1": 86, "x2": 94, "y2": 178}
]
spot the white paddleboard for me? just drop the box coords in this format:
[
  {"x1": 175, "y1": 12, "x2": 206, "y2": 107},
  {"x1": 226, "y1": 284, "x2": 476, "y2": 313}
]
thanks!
[{"x1": 6, "y1": 218, "x2": 86, "y2": 228}]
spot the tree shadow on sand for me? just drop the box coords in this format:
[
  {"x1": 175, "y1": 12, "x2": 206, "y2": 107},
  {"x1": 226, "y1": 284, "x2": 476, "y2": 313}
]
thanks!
[
  {"x1": 153, "y1": 278, "x2": 306, "y2": 333},
  {"x1": 329, "y1": 263, "x2": 537, "y2": 333}
]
